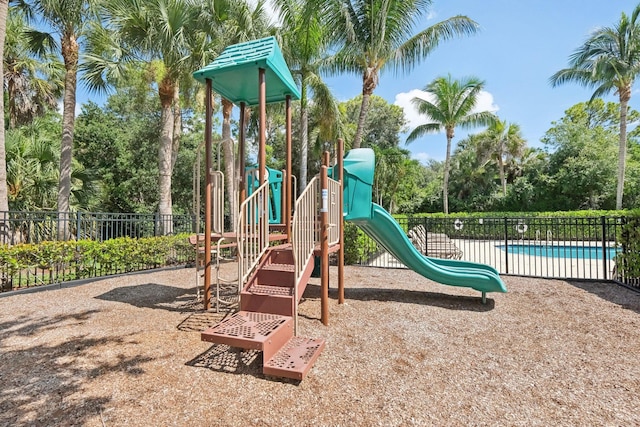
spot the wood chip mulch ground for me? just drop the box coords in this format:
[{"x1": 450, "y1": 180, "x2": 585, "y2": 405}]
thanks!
[{"x1": 1, "y1": 263, "x2": 639, "y2": 426}]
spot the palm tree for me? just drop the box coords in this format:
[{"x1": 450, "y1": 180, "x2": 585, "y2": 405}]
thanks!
[
  {"x1": 3, "y1": 10, "x2": 63, "y2": 129},
  {"x1": 100, "y1": 0, "x2": 205, "y2": 234},
  {"x1": 0, "y1": 0, "x2": 10, "y2": 226},
  {"x1": 476, "y1": 119, "x2": 526, "y2": 197},
  {"x1": 6, "y1": 115, "x2": 98, "y2": 211},
  {"x1": 274, "y1": 0, "x2": 339, "y2": 189},
  {"x1": 323, "y1": 0, "x2": 479, "y2": 149},
  {"x1": 550, "y1": 4, "x2": 640, "y2": 210},
  {"x1": 15, "y1": 0, "x2": 99, "y2": 239},
  {"x1": 406, "y1": 74, "x2": 496, "y2": 214}
]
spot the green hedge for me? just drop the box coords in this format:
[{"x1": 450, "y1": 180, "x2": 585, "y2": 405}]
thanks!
[
  {"x1": 616, "y1": 211, "x2": 640, "y2": 279},
  {"x1": 0, "y1": 234, "x2": 194, "y2": 290}
]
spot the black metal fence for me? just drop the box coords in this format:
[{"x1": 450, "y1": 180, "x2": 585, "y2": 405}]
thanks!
[
  {"x1": 2, "y1": 211, "x2": 639, "y2": 293},
  {"x1": 0, "y1": 211, "x2": 197, "y2": 293},
  {"x1": 356, "y1": 215, "x2": 638, "y2": 291},
  {"x1": 0, "y1": 211, "x2": 196, "y2": 245}
]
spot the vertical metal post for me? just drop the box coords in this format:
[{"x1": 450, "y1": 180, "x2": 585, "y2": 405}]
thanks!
[
  {"x1": 203, "y1": 79, "x2": 213, "y2": 311},
  {"x1": 321, "y1": 159, "x2": 329, "y2": 325},
  {"x1": 76, "y1": 211, "x2": 81, "y2": 240},
  {"x1": 285, "y1": 95, "x2": 292, "y2": 242},
  {"x1": 601, "y1": 216, "x2": 608, "y2": 280},
  {"x1": 337, "y1": 138, "x2": 345, "y2": 304},
  {"x1": 258, "y1": 69, "x2": 266, "y2": 185},
  {"x1": 239, "y1": 102, "x2": 247, "y2": 205},
  {"x1": 504, "y1": 217, "x2": 509, "y2": 274}
]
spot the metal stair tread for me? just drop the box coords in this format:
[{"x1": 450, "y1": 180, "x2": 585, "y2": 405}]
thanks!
[
  {"x1": 246, "y1": 283, "x2": 293, "y2": 296},
  {"x1": 263, "y1": 336, "x2": 326, "y2": 380},
  {"x1": 261, "y1": 263, "x2": 295, "y2": 272}
]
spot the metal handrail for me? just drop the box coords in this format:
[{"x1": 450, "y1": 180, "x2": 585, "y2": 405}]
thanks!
[
  {"x1": 327, "y1": 177, "x2": 341, "y2": 246},
  {"x1": 291, "y1": 177, "x2": 320, "y2": 333},
  {"x1": 236, "y1": 180, "x2": 270, "y2": 294},
  {"x1": 210, "y1": 170, "x2": 224, "y2": 234}
]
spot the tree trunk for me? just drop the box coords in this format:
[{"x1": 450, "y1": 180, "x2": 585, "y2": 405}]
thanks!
[
  {"x1": 57, "y1": 30, "x2": 79, "y2": 240},
  {"x1": 499, "y1": 156, "x2": 506, "y2": 196},
  {"x1": 171, "y1": 83, "x2": 181, "y2": 172},
  {"x1": 353, "y1": 70, "x2": 378, "y2": 149},
  {"x1": 616, "y1": 88, "x2": 630, "y2": 210},
  {"x1": 353, "y1": 91, "x2": 371, "y2": 149},
  {"x1": 222, "y1": 98, "x2": 236, "y2": 231},
  {"x1": 300, "y1": 83, "x2": 308, "y2": 190},
  {"x1": 158, "y1": 77, "x2": 175, "y2": 235},
  {"x1": 0, "y1": 0, "x2": 10, "y2": 243}
]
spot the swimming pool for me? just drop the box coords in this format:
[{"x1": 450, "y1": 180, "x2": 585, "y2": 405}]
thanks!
[{"x1": 497, "y1": 244, "x2": 620, "y2": 260}]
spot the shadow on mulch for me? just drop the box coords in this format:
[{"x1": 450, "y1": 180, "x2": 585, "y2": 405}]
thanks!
[
  {"x1": 95, "y1": 283, "x2": 201, "y2": 313},
  {"x1": 302, "y1": 283, "x2": 495, "y2": 312},
  {"x1": 186, "y1": 344, "x2": 262, "y2": 376},
  {"x1": 186, "y1": 344, "x2": 302, "y2": 384},
  {"x1": 177, "y1": 309, "x2": 235, "y2": 332},
  {"x1": 0, "y1": 310, "x2": 151, "y2": 427},
  {"x1": 566, "y1": 280, "x2": 640, "y2": 314}
]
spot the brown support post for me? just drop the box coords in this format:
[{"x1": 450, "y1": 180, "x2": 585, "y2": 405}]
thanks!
[
  {"x1": 285, "y1": 95, "x2": 292, "y2": 241},
  {"x1": 337, "y1": 138, "x2": 345, "y2": 304},
  {"x1": 238, "y1": 102, "x2": 247, "y2": 205},
  {"x1": 320, "y1": 160, "x2": 329, "y2": 325},
  {"x1": 203, "y1": 79, "x2": 213, "y2": 311},
  {"x1": 258, "y1": 68, "x2": 266, "y2": 185}
]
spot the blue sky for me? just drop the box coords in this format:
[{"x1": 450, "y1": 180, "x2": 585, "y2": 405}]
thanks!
[
  {"x1": 320, "y1": 0, "x2": 640, "y2": 163},
  {"x1": 75, "y1": 1, "x2": 640, "y2": 163}
]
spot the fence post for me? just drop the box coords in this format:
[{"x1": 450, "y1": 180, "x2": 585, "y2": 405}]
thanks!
[
  {"x1": 504, "y1": 217, "x2": 509, "y2": 274},
  {"x1": 601, "y1": 216, "x2": 607, "y2": 280},
  {"x1": 423, "y1": 216, "x2": 428, "y2": 256},
  {"x1": 76, "y1": 211, "x2": 82, "y2": 241}
]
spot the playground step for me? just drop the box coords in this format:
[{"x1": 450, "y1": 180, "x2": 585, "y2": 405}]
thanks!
[
  {"x1": 241, "y1": 284, "x2": 295, "y2": 316},
  {"x1": 256, "y1": 263, "x2": 295, "y2": 287},
  {"x1": 266, "y1": 245, "x2": 294, "y2": 264},
  {"x1": 263, "y1": 336, "x2": 326, "y2": 380},
  {"x1": 201, "y1": 311, "x2": 293, "y2": 362}
]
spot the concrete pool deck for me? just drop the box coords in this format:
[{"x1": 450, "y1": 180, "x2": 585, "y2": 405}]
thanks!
[{"x1": 367, "y1": 239, "x2": 617, "y2": 280}]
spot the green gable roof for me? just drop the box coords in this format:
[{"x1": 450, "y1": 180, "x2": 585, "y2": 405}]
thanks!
[{"x1": 193, "y1": 36, "x2": 300, "y2": 106}]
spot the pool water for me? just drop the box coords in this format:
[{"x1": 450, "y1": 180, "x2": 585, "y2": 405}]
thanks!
[{"x1": 498, "y1": 244, "x2": 619, "y2": 260}]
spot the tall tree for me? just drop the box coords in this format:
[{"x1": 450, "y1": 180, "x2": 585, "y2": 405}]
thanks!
[
  {"x1": 275, "y1": 0, "x2": 339, "y2": 189},
  {"x1": 406, "y1": 75, "x2": 496, "y2": 214},
  {"x1": 100, "y1": 0, "x2": 204, "y2": 234},
  {"x1": 476, "y1": 119, "x2": 526, "y2": 196},
  {"x1": 3, "y1": 9, "x2": 63, "y2": 128},
  {"x1": 323, "y1": 0, "x2": 478, "y2": 149},
  {"x1": 550, "y1": 4, "x2": 640, "y2": 210},
  {"x1": 0, "y1": 0, "x2": 10, "y2": 230},
  {"x1": 17, "y1": 0, "x2": 99, "y2": 238}
]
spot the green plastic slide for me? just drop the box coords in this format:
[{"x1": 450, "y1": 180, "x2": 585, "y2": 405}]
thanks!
[
  {"x1": 341, "y1": 148, "x2": 507, "y2": 295},
  {"x1": 351, "y1": 204, "x2": 507, "y2": 294}
]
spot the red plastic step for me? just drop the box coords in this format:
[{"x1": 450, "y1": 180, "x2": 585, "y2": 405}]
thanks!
[
  {"x1": 263, "y1": 336, "x2": 326, "y2": 380},
  {"x1": 201, "y1": 311, "x2": 293, "y2": 361}
]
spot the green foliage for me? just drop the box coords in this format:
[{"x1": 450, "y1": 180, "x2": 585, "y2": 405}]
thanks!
[
  {"x1": 0, "y1": 234, "x2": 194, "y2": 288},
  {"x1": 341, "y1": 95, "x2": 407, "y2": 149},
  {"x1": 343, "y1": 223, "x2": 370, "y2": 265},
  {"x1": 617, "y1": 211, "x2": 640, "y2": 278}
]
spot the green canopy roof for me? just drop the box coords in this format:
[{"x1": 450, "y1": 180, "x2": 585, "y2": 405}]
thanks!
[{"x1": 193, "y1": 36, "x2": 300, "y2": 106}]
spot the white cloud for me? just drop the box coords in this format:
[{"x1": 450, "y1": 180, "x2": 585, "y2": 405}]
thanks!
[
  {"x1": 412, "y1": 152, "x2": 432, "y2": 165},
  {"x1": 249, "y1": 0, "x2": 279, "y2": 25},
  {"x1": 394, "y1": 88, "x2": 499, "y2": 133}
]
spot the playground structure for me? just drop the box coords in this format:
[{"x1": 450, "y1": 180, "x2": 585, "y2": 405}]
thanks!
[{"x1": 191, "y1": 37, "x2": 506, "y2": 380}]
